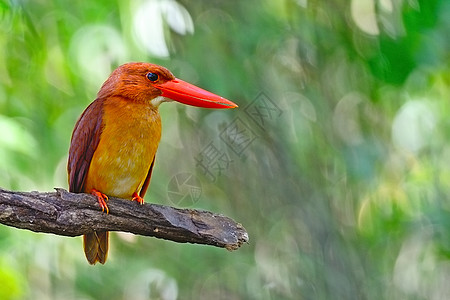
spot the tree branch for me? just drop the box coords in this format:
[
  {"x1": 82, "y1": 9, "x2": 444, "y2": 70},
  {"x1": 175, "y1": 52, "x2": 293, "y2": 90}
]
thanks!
[{"x1": 0, "y1": 188, "x2": 248, "y2": 250}]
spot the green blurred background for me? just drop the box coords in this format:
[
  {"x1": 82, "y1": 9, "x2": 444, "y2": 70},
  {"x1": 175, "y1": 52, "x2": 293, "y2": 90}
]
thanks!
[{"x1": 1, "y1": 0, "x2": 449, "y2": 299}]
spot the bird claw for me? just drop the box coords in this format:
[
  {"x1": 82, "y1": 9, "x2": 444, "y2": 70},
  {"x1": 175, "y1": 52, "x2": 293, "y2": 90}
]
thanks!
[
  {"x1": 91, "y1": 189, "x2": 109, "y2": 214},
  {"x1": 132, "y1": 192, "x2": 144, "y2": 205}
]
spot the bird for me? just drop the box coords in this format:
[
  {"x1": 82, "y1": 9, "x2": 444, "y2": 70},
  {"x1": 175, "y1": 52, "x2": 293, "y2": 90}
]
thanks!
[{"x1": 67, "y1": 62, "x2": 237, "y2": 265}]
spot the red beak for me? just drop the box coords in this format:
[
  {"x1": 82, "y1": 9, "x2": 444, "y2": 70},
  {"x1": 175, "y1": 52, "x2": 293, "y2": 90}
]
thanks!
[{"x1": 154, "y1": 78, "x2": 238, "y2": 109}]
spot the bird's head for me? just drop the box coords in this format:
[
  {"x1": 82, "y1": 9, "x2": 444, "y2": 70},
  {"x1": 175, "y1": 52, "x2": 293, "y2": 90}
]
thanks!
[{"x1": 97, "y1": 62, "x2": 237, "y2": 109}]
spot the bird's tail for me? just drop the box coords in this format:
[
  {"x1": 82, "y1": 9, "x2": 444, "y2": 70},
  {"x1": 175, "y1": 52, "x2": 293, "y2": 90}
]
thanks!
[{"x1": 83, "y1": 231, "x2": 109, "y2": 264}]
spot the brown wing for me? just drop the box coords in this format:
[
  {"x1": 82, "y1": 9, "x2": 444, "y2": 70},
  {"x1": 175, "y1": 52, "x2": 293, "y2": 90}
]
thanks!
[
  {"x1": 68, "y1": 99, "x2": 104, "y2": 193},
  {"x1": 139, "y1": 156, "x2": 155, "y2": 198}
]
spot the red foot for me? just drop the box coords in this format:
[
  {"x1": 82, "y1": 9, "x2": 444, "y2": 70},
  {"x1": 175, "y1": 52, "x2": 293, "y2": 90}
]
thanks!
[
  {"x1": 91, "y1": 189, "x2": 109, "y2": 214},
  {"x1": 132, "y1": 192, "x2": 144, "y2": 205}
]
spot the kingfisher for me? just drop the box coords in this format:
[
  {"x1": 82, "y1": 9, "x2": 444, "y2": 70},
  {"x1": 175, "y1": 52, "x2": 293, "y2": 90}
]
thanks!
[{"x1": 68, "y1": 62, "x2": 237, "y2": 264}]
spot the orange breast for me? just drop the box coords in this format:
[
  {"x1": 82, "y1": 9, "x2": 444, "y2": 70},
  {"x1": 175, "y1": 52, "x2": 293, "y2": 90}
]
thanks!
[{"x1": 84, "y1": 98, "x2": 161, "y2": 199}]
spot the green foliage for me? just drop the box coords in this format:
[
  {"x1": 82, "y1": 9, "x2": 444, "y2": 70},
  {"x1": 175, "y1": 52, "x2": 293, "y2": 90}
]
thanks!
[
  {"x1": 0, "y1": 258, "x2": 26, "y2": 300},
  {"x1": 0, "y1": 0, "x2": 449, "y2": 299}
]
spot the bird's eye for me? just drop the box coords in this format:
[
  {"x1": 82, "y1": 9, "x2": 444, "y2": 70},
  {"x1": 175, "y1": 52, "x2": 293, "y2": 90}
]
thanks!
[{"x1": 146, "y1": 72, "x2": 159, "y2": 82}]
